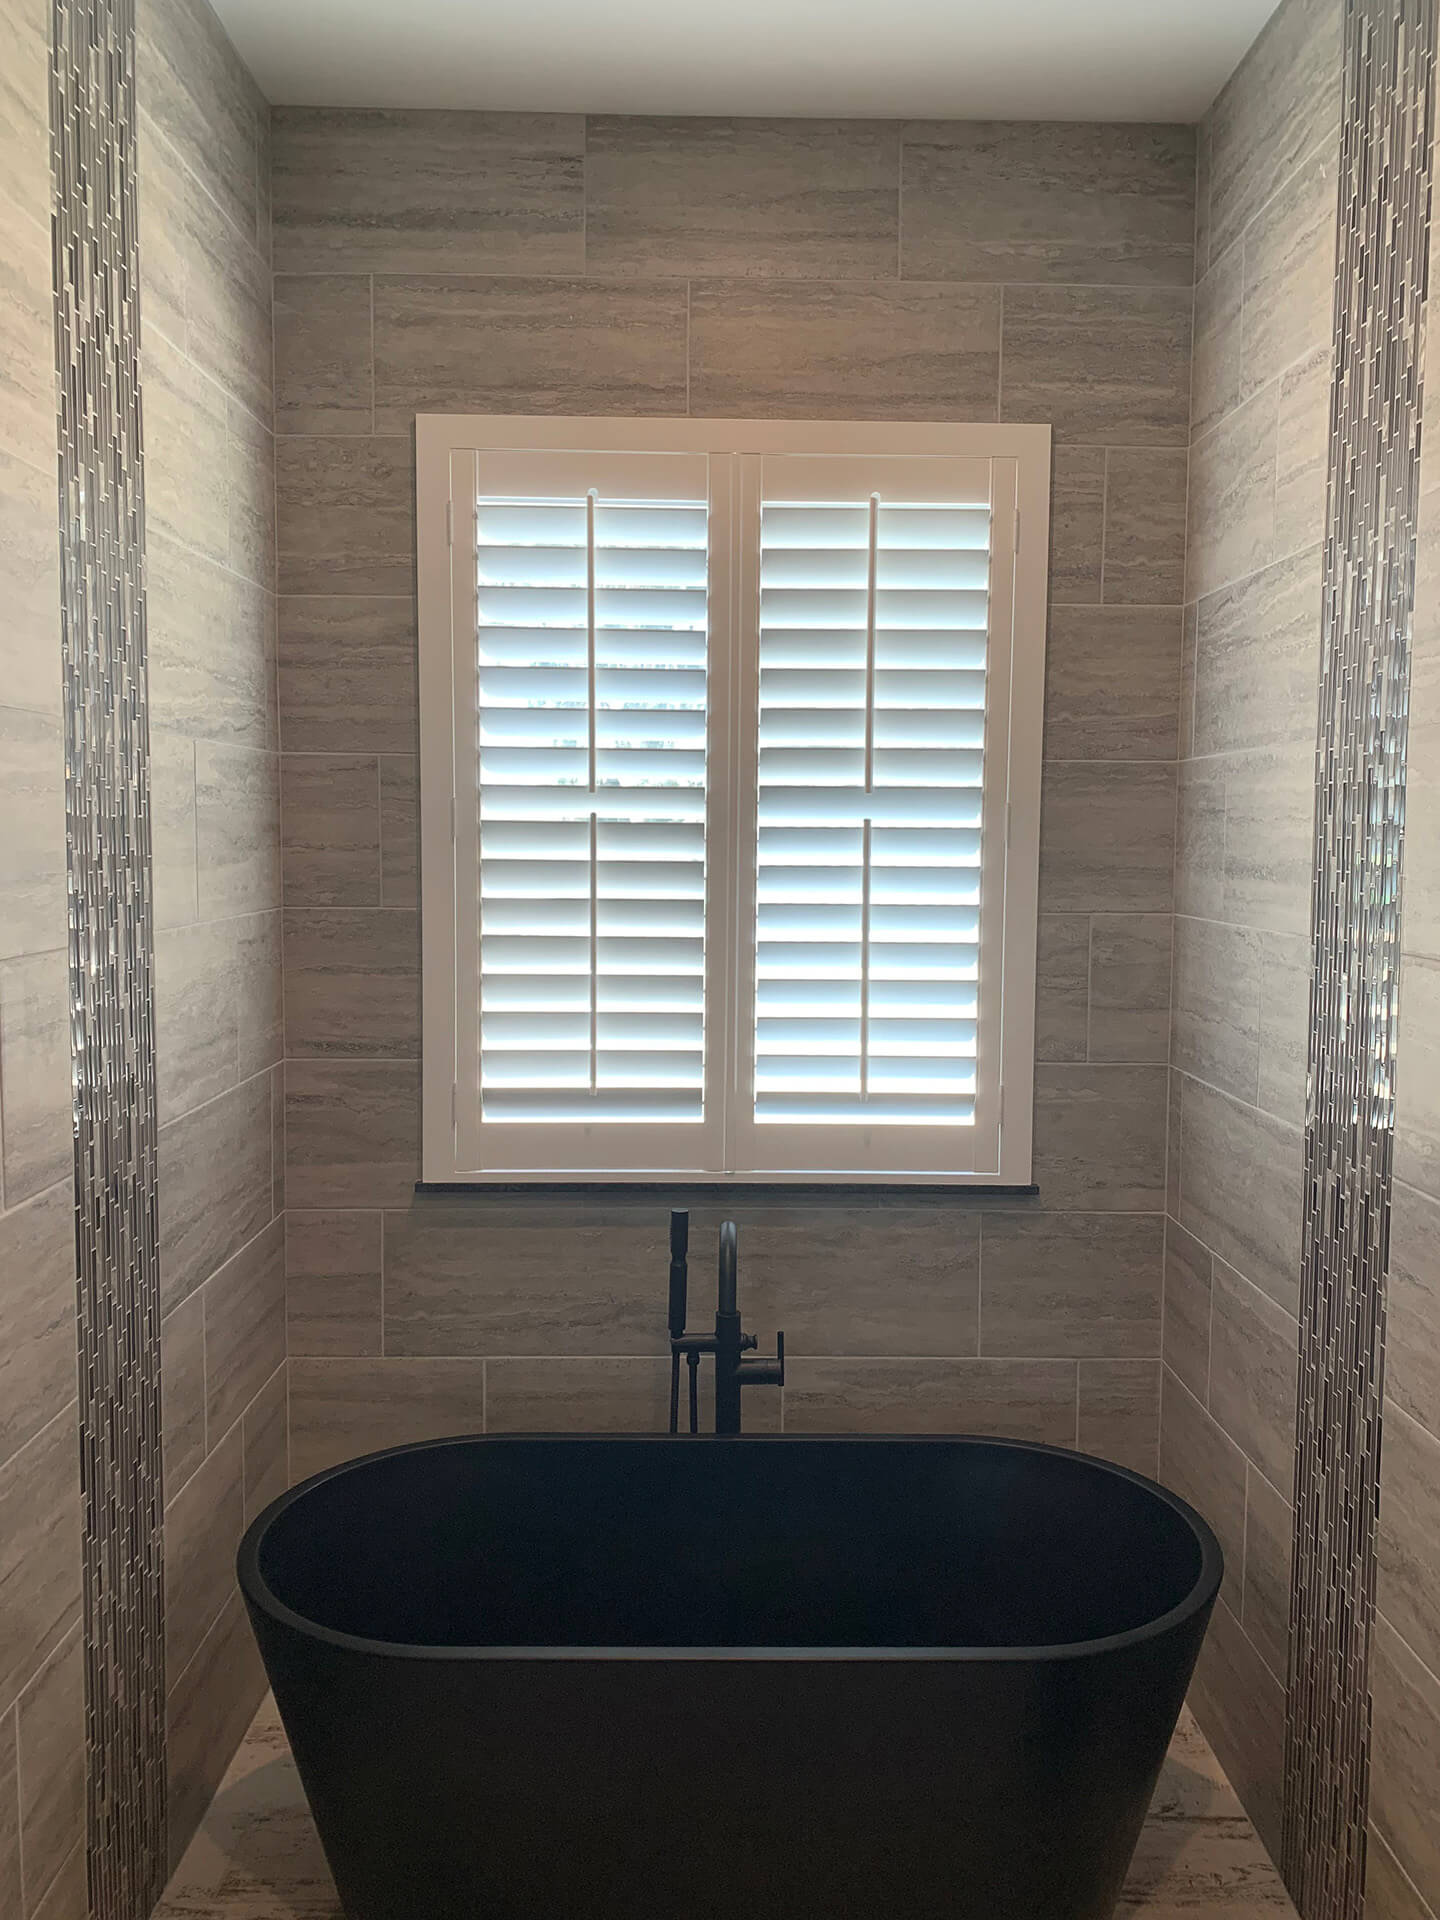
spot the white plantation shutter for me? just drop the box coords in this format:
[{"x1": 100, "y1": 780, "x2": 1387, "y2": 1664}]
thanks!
[{"x1": 419, "y1": 420, "x2": 1045, "y2": 1185}]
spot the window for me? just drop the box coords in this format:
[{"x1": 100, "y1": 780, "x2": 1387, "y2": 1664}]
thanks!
[{"x1": 417, "y1": 417, "x2": 1049, "y2": 1186}]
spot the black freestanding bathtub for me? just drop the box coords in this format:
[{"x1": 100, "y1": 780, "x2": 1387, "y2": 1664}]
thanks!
[{"x1": 238, "y1": 1435, "x2": 1221, "y2": 1920}]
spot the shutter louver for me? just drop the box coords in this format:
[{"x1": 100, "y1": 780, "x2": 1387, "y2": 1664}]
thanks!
[
  {"x1": 476, "y1": 491, "x2": 710, "y2": 1123},
  {"x1": 753, "y1": 495, "x2": 990, "y2": 1126}
]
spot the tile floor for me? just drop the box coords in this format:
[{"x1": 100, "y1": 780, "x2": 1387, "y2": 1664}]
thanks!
[{"x1": 153, "y1": 1696, "x2": 1298, "y2": 1918}]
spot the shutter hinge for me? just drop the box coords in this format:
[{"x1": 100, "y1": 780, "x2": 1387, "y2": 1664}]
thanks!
[
  {"x1": 998, "y1": 1083, "x2": 1005, "y2": 1127},
  {"x1": 451, "y1": 1084, "x2": 457, "y2": 1130},
  {"x1": 446, "y1": 500, "x2": 454, "y2": 548},
  {"x1": 450, "y1": 793, "x2": 456, "y2": 842},
  {"x1": 1013, "y1": 507, "x2": 1021, "y2": 554}
]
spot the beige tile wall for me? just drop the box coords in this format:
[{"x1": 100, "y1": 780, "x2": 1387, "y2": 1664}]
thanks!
[
  {"x1": 1370, "y1": 122, "x2": 1440, "y2": 1920},
  {"x1": 1160, "y1": 0, "x2": 1340, "y2": 1868},
  {"x1": 269, "y1": 110, "x2": 1196, "y2": 1480},
  {"x1": 0, "y1": 0, "x2": 85, "y2": 1911},
  {"x1": 136, "y1": 0, "x2": 284, "y2": 1871}
]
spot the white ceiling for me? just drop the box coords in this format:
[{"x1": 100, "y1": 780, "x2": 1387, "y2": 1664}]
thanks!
[{"x1": 213, "y1": 0, "x2": 1282, "y2": 122}]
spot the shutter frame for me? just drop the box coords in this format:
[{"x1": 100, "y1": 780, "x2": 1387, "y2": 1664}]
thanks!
[{"x1": 417, "y1": 418, "x2": 1048, "y2": 1185}]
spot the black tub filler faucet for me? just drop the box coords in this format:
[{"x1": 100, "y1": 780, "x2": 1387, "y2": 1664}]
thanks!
[{"x1": 666, "y1": 1211, "x2": 784, "y2": 1435}]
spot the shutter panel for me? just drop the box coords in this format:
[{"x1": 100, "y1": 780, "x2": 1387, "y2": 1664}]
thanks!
[
  {"x1": 470, "y1": 460, "x2": 715, "y2": 1138},
  {"x1": 751, "y1": 483, "x2": 993, "y2": 1129}
]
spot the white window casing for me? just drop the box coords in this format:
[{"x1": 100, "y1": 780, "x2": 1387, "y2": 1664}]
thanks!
[{"x1": 417, "y1": 416, "x2": 1050, "y2": 1186}]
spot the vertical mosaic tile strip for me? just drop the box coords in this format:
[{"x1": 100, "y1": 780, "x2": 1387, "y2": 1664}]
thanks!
[
  {"x1": 1284, "y1": 6, "x2": 1435, "y2": 1919},
  {"x1": 51, "y1": 0, "x2": 167, "y2": 1914}
]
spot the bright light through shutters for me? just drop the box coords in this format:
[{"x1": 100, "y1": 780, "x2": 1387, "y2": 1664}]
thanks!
[
  {"x1": 475, "y1": 490, "x2": 710, "y2": 1122},
  {"x1": 753, "y1": 493, "x2": 990, "y2": 1125}
]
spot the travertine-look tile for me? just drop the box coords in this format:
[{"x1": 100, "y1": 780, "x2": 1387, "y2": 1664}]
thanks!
[
  {"x1": 181, "y1": 167, "x2": 272, "y2": 426},
  {"x1": 0, "y1": 0, "x2": 50, "y2": 229},
  {"x1": 1103, "y1": 449, "x2": 1189, "y2": 604},
  {"x1": 0, "y1": 1403, "x2": 81, "y2": 1712},
  {"x1": 587, "y1": 117, "x2": 899, "y2": 279},
  {"x1": 1088, "y1": 913, "x2": 1172, "y2": 1063},
  {"x1": 1377, "y1": 1404, "x2": 1440, "y2": 1683},
  {"x1": 379, "y1": 756, "x2": 419, "y2": 908},
  {"x1": 1043, "y1": 606, "x2": 1181, "y2": 761},
  {"x1": 1078, "y1": 1361, "x2": 1160, "y2": 1477},
  {"x1": 1160, "y1": 1373, "x2": 1247, "y2": 1615},
  {"x1": 0, "y1": 951, "x2": 71, "y2": 1205},
  {"x1": 1177, "y1": 1078, "x2": 1303, "y2": 1316},
  {"x1": 372, "y1": 275, "x2": 689, "y2": 430},
  {"x1": 0, "y1": 1184, "x2": 77, "y2": 1474},
  {"x1": 148, "y1": 535, "x2": 276, "y2": 753},
  {"x1": 1038, "y1": 762, "x2": 1176, "y2": 914},
  {"x1": 720, "y1": 1208, "x2": 979, "y2": 1356},
  {"x1": 286, "y1": 1211, "x2": 383, "y2": 1356},
  {"x1": 1000, "y1": 285, "x2": 1192, "y2": 446},
  {"x1": 0, "y1": 706, "x2": 66, "y2": 962},
  {"x1": 487, "y1": 1357, "x2": 682, "y2": 1434},
  {"x1": 1386, "y1": 1180, "x2": 1440, "y2": 1437},
  {"x1": 273, "y1": 276, "x2": 373, "y2": 436},
  {"x1": 980, "y1": 1212, "x2": 1162, "y2": 1358},
  {"x1": 1222, "y1": 745, "x2": 1316, "y2": 939},
  {"x1": 280, "y1": 755, "x2": 381, "y2": 907},
  {"x1": 226, "y1": 398, "x2": 275, "y2": 592},
  {"x1": 1365, "y1": 1831, "x2": 1436, "y2": 1920},
  {"x1": 1206, "y1": 0, "x2": 1342, "y2": 259},
  {"x1": 242, "y1": 1366, "x2": 288, "y2": 1526},
  {"x1": 1179, "y1": 606, "x2": 1197, "y2": 759},
  {"x1": 284, "y1": 1061, "x2": 420, "y2": 1209},
  {"x1": 278, "y1": 598, "x2": 417, "y2": 756},
  {"x1": 1163, "y1": 1221, "x2": 1212, "y2": 1406},
  {"x1": 1048, "y1": 445, "x2": 1106, "y2": 605},
  {"x1": 1241, "y1": 1467, "x2": 1293, "y2": 1686},
  {"x1": 783, "y1": 1357, "x2": 1077, "y2": 1444},
  {"x1": 196, "y1": 743, "x2": 281, "y2": 921},
  {"x1": 151, "y1": 729, "x2": 199, "y2": 931},
  {"x1": 1171, "y1": 916, "x2": 1263, "y2": 1104},
  {"x1": 1274, "y1": 343, "x2": 1331, "y2": 559},
  {"x1": 1371, "y1": 1616, "x2": 1440, "y2": 1911},
  {"x1": 382, "y1": 1208, "x2": 664, "y2": 1356},
  {"x1": 161, "y1": 1292, "x2": 205, "y2": 1497},
  {"x1": 900, "y1": 121, "x2": 1194, "y2": 287},
  {"x1": 136, "y1": 0, "x2": 263, "y2": 248},
  {"x1": 0, "y1": 1709, "x2": 17, "y2": 1920},
  {"x1": 1186, "y1": 382, "x2": 1279, "y2": 602},
  {"x1": 1257, "y1": 930, "x2": 1310, "y2": 1128},
  {"x1": 276, "y1": 437, "x2": 415, "y2": 598},
  {"x1": 1190, "y1": 240, "x2": 1243, "y2": 440},
  {"x1": 1174, "y1": 760, "x2": 1226, "y2": 923},
  {"x1": 288, "y1": 1357, "x2": 486, "y2": 1481},
  {"x1": 166, "y1": 1594, "x2": 266, "y2": 1876},
  {"x1": 206, "y1": 1218, "x2": 286, "y2": 1444},
  {"x1": 271, "y1": 108, "x2": 585, "y2": 275},
  {"x1": 1395, "y1": 956, "x2": 1440, "y2": 1203},
  {"x1": 155, "y1": 914, "x2": 283, "y2": 1128},
  {"x1": 1207, "y1": 1261, "x2": 1298, "y2": 1495},
  {"x1": 1034, "y1": 913, "x2": 1089, "y2": 1063},
  {"x1": 158, "y1": 1073, "x2": 275, "y2": 1317},
  {"x1": 0, "y1": 449, "x2": 62, "y2": 721},
  {"x1": 16, "y1": 1628, "x2": 84, "y2": 1920},
  {"x1": 0, "y1": 185, "x2": 58, "y2": 474},
  {"x1": 283, "y1": 908, "x2": 420, "y2": 1059},
  {"x1": 1240, "y1": 144, "x2": 1337, "y2": 401},
  {"x1": 689, "y1": 279, "x2": 1001, "y2": 419},
  {"x1": 1032, "y1": 1064, "x2": 1168, "y2": 1211},
  {"x1": 142, "y1": 333, "x2": 230, "y2": 567},
  {"x1": 1193, "y1": 545, "x2": 1323, "y2": 756},
  {"x1": 164, "y1": 1422, "x2": 245, "y2": 1683}
]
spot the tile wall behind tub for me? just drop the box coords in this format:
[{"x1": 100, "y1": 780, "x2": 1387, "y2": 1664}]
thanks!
[
  {"x1": 0, "y1": 0, "x2": 85, "y2": 1910},
  {"x1": 137, "y1": 0, "x2": 282, "y2": 1872},
  {"x1": 1160, "y1": 0, "x2": 1340, "y2": 1871},
  {"x1": 1371, "y1": 112, "x2": 1440, "y2": 1920},
  {"x1": 270, "y1": 110, "x2": 1195, "y2": 1483}
]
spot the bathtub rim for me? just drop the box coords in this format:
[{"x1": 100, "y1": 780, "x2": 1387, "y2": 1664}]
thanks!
[{"x1": 237, "y1": 1431, "x2": 1222, "y2": 1667}]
